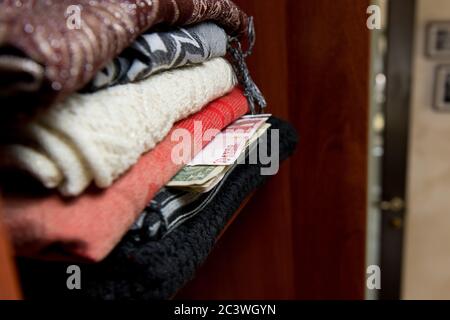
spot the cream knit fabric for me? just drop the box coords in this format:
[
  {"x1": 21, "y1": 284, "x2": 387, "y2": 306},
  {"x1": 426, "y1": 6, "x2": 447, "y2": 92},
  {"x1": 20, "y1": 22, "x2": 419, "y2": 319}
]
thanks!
[
  {"x1": 0, "y1": 145, "x2": 63, "y2": 188},
  {"x1": 3, "y1": 58, "x2": 236, "y2": 196}
]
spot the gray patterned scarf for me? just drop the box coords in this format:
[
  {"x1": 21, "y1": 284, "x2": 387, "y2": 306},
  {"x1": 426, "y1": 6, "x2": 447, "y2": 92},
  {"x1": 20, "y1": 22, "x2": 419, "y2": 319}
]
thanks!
[{"x1": 86, "y1": 22, "x2": 228, "y2": 91}]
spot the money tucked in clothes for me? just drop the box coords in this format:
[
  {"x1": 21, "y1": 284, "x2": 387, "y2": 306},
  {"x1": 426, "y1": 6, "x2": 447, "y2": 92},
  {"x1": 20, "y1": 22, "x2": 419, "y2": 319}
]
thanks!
[
  {"x1": 174, "y1": 169, "x2": 230, "y2": 193},
  {"x1": 167, "y1": 122, "x2": 272, "y2": 193},
  {"x1": 224, "y1": 116, "x2": 270, "y2": 139},
  {"x1": 189, "y1": 115, "x2": 270, "y2": 166},
  {"x1": 167, "y1": 165, "x2": 226, "y2": 187}
]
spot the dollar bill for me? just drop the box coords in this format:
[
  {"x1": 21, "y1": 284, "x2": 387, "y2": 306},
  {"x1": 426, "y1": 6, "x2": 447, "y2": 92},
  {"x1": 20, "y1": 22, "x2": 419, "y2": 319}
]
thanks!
[
  {"x1": 175, "y1": 169, "x2": 230, "y2": 193},
  {"x1": 167, "y1": 165, "x2": 226, "y2": 187}
]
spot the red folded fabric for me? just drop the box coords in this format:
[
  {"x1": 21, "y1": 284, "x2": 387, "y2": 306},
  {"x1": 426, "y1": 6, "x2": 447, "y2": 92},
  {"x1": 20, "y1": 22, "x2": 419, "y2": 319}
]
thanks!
[{"x1": 1, "y1": 88, "x2": 248, "y2": 262}]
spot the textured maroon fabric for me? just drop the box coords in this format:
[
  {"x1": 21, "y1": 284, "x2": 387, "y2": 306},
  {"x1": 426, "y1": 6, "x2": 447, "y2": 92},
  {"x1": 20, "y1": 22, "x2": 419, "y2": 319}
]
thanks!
[
  {"x1": 2, "y1": 88, "x2": 248, "y2": 262},
  {"x1": 0, "y1": 0, "x2": 248, "y2": 109}
]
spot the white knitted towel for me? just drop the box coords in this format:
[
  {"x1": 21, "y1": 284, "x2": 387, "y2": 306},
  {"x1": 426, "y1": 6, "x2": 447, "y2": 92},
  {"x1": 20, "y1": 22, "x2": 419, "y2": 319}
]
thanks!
[{"x1": 3, "y1": 58, "x2": 237, "y2": 196}]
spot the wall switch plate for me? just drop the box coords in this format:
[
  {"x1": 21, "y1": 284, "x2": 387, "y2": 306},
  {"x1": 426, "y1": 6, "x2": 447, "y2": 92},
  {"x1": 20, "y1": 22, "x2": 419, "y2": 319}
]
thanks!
[
  {"x1": 427, "y1": 22, "x2": 450, "y2": 58},
  {"x1": 434, "y1": 65, "x2": 450, "y2": 111}
]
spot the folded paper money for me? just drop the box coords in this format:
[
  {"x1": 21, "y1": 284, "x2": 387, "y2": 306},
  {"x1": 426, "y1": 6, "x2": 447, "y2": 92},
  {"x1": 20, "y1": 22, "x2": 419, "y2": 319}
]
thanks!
[
  {"x1": 188, "y1": 115, "x2": 270, "y2": 166},
  {"x1": 168, "y1": 120, "x2": 271, "y2": 191}
]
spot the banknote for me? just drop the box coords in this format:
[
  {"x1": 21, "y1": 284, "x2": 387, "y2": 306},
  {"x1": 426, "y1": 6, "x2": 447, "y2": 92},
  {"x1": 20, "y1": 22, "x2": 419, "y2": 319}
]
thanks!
[
  {"x1": 167, "y1": 165, "x2": 226, "y2": 187},
  {"x1": 168, "y1": 123, "x2": 272, "y2": 193},
  {"x1": 240, "y1": 114, "x2": 272, "y2": 119},
  {"x1": 182, "y1": 124, "x2": 272, "y2": 192},
  {"x1": 189, "y1": 116, "x2": 270, "y2": 166},
  {"x1": 175, "y1": 169, "x2": 230, "y2": 193},
  {"x1": 224, "y1": 116, "x2": 270, "y2": 139},
  {"x1": 246, "y1": 123, "x2": 271, "y2": 147}
]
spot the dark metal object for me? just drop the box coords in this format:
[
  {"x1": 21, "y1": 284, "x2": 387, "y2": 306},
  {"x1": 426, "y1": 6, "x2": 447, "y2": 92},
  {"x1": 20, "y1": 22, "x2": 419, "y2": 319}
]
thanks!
[{"x1": 379, "y1": 0, "x2": 416, "y2": 300}]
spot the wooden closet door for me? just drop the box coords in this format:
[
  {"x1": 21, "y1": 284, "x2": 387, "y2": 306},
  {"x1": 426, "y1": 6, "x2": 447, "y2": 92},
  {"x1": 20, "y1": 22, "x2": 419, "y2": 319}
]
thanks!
[
  {"x1": 0, "y1": 197, "x2": 21, "y2": 300},
  {"x1": 177, "y1": 0, "x2": 369, "y2": 300}
]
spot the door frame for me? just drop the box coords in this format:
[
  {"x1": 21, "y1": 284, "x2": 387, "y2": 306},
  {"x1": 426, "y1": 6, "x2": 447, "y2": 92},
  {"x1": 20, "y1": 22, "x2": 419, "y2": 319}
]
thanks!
[{"x1": 379, "y1": 0, "x2": 416, "y2": 300}]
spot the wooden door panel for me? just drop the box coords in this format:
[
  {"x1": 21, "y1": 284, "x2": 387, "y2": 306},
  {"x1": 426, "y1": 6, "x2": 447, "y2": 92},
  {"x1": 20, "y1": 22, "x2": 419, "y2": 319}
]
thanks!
[{"x1": 178, "y1": 0, "x2": 369, "y2": 300}]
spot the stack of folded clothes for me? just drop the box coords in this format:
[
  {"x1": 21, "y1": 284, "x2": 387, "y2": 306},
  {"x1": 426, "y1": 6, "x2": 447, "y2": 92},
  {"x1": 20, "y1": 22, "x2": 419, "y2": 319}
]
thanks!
[
  {"x1": 0, "y1": 0, "x2": 298, "y2": 300},
  {"x1": 18, "y1": 117, "x2": 298, "y2": 300}
]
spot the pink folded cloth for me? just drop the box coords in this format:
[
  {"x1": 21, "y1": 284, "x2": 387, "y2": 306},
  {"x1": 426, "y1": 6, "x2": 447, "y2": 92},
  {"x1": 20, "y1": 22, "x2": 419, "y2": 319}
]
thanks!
[{"x1": 1, "y1": 88, "x2": 248, "y2": 262}]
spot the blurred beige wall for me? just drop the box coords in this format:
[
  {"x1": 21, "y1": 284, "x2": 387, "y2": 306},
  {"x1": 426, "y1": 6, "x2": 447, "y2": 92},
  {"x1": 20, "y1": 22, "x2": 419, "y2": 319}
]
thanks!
[{"x1": 403, "y1": 0, "x2": 450, "y2": 300}]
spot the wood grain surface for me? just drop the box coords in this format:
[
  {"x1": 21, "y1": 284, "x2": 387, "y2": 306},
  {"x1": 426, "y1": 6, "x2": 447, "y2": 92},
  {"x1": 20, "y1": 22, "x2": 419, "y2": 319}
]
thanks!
[
  {"x1": 178, "y1": 0, "x2": 369, "y2": 300},
  {"x1": 0, "y1": 196, "x2": 21, "y2": 300}
]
